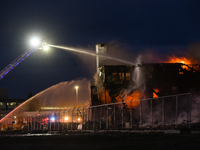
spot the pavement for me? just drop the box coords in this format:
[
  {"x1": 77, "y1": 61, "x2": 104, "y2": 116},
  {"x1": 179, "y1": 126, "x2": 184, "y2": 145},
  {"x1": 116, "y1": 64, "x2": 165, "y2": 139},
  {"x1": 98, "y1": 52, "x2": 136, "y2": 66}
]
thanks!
[{"x1": 0, "y1": 131, "x2": 200, "y2": 149}]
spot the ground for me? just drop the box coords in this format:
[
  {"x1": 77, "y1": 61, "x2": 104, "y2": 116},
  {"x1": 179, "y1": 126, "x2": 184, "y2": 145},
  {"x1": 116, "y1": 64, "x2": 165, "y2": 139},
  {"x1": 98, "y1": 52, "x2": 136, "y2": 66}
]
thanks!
[{"x1": 0, "y1": 132, "x2": 200, "y2": 149}]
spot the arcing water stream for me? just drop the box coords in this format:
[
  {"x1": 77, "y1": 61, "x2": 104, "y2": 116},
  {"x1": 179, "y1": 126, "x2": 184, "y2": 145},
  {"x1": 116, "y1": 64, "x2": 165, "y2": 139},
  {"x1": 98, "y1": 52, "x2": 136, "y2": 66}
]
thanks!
[
  {"x1": 48, "y1": 44, "x2": 135, "y2": 65},
  {"x1": 0, "y1": 79, "x2": 91, "y2": 123}
]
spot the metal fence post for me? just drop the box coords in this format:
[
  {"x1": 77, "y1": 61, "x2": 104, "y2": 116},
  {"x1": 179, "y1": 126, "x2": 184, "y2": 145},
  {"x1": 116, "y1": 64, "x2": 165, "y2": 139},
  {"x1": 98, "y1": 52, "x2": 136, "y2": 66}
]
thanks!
[
  {"x1": 87, "y1": 107, "x2": 89, "y2": 130},
  {"x1": 107, "y1": 104, "x2": 109, "y2": 130},
  {"x1": 122, "y1": 104, "x2": 123, "y2": 129},
  {"x1": 67, "y1": 109, "x2": 70, "y2": 130},
  {"x1": 71, "y1": 109, "x2": 74, "y2": 130},
  {"x1": 189, "y1": 93, "x2": 191, "y2": 128},
  {"x1": 57, "y1": 111, "x2": 59, "y2": 131},
  {"x1": 38, "y1": 115, "x2": 39, "y2": 130},
  {"x1": 130, "y1": 101, "x2": 132, "y2": 129},
  {"x1": 93, "y1": 107, "x2": 96, "y2": 130},
  {"x1": 36, "y1": 115, "x2": 38, "y2": 130},
  {"x1": 100, "y1": 106, "x2": 102, "y2": 130},
  {"x1": 28, "y1": 117, "x2": 29, "y2": 132},
  {"x1": 39, "y1": 115, "x2": 42, "y2": 130},
  {"x1": 53, "y1": 111, "x2": 57, "y2": 130},
  {"x1": 58, "y1": 111, "x2": 60, "y2": 131},
  {"x1": 140, "y1": 99, "x2": 142, "y2": 128},
  {"x1": 31, "y1": 116, "x2": 33, "y2": 131},
  {"x1": 114, "y1": 104, "x2": 115, "y2": 129},
  {"x1": 33, "y1": 116, "x2": 35, "y2": 131},
  {"x1": 37, "y1": 114, "x2": 40, "y2": 130},
  {"x1": 77, "y1": 108, "x2": 78, "y2": 130},
  {"x1": 162, "y1": 98, "x2": 165, "y2": 129},
  {"x1": 63, "y1": 110, "x2": 65, "y2": 131},
  {"x1": 175, "y1": 96, "x2": 178, "y2": 128},
  {"x1": 49, "y1": 113, "x2": 51, "y2": 131},
  {"x1": 151, "y1": 99, "x2": 153, "y2": 129},
  {"x1": 82, "y1": 108, "x2": 84, "y2": 128}
]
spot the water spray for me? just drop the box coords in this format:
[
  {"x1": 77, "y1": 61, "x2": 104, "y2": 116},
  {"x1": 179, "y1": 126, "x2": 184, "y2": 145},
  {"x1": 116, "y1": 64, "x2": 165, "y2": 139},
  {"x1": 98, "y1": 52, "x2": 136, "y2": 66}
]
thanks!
[{"x1": 48, "y1": 44, "x2": 135, "y2": 65}]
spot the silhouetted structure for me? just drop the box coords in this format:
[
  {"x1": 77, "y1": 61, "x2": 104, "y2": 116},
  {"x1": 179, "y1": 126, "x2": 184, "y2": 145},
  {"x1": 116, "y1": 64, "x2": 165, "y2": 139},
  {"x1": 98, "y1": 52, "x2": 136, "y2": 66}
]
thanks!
[{"x1": 91, "y1": 63, "x2": 200, "y2": 105}]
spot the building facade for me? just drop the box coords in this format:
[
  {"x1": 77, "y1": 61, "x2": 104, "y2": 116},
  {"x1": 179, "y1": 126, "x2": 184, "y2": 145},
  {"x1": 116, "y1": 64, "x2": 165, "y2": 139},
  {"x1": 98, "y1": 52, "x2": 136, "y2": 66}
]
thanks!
[
  {"x1": 91, "y1": 63, "x2": 200, "y2": 105},
  {"x1": 0, "y1": 88, "x2": 26, "y2": 119}
]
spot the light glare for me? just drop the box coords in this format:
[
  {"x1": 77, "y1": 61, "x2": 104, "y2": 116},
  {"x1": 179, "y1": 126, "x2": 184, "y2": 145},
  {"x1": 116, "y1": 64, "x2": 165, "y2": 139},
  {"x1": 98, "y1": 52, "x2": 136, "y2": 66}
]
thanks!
[
  {"x1": 43, "y1": 45, "x2": 49, "y2": 50},
  {"x1": 51, "y1": 117, "x2": 55, "y2": 121},
  {"x1": 31, "y1": 38, "x2": 40, "y2": 46}
]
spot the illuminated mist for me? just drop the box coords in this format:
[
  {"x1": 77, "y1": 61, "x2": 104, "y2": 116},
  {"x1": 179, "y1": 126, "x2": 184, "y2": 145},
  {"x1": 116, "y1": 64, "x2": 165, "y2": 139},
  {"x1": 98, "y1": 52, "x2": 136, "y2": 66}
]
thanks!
[{"x1": 0, "y1": 78, "x2": 91, "y2": 122}]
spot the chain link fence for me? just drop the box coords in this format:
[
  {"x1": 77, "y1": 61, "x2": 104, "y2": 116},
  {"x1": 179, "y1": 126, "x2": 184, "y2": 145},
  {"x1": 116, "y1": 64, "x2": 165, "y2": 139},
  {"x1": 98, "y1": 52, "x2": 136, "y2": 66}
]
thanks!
[{"x1": 1, "y1": 93, "x2": 197, "y2": 131}]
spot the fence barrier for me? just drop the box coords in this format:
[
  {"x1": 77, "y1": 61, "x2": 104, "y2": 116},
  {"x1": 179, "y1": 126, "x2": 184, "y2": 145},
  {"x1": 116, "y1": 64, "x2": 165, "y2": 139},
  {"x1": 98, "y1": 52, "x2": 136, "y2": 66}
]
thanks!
[{"x1": 1, "y1": 93, "x2": 198, "y2": 132}]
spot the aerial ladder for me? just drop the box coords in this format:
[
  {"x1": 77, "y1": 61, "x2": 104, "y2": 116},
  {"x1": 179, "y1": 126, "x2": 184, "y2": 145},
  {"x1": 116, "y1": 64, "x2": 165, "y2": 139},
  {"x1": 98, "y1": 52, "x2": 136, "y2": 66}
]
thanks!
[
  {"x1": 0, "y1": 42, "x2": 48, "y2": 81},
  {"x1": 0, "y1": 48, "x2": 37, "y2": 80}
]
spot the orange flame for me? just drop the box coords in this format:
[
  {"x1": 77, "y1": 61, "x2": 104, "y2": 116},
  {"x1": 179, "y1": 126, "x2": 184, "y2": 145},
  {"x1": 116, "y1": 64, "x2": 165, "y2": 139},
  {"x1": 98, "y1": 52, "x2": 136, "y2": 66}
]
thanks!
[
  {"x1": 163, "y1": 56, "x2": 197, "y2": 70},
  {"x1": 116, "y1": 90, "x2": 143, "y2": 108},
  {"x1": 100, "y1": 88, "x2": 112, "y2": 104},
  {"x1": 164, "y1": 56, "x2": 192, "y2": 65},
  {"x1": 153, "y1": 89, "x2": 159, "y2": 98}
]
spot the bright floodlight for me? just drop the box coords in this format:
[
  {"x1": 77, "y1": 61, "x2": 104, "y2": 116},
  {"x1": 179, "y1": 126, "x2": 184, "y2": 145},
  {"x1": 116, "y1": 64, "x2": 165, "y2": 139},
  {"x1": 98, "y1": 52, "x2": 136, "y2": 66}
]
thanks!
[
  {"x1": 42, "y1": 42, "x2": 49, "y2": 51},
  {"x1": 31, "y1": 38, "x2": 40, "y2": 47},
  {"x1": 75, "y1": 86, "x2": 79, "y2": 90},
  {"x1": 43, "y1": 45, "x2": 49, "y2": 50},
  {"x1": 65, "y1": 117, "x2": 68, "y2": 120}
]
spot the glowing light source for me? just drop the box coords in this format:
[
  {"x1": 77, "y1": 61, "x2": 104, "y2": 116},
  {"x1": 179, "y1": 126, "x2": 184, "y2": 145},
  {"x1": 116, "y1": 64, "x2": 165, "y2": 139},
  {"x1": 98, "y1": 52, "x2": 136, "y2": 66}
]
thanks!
[
  {"x1": 51, "y1": 117, "x2": 55, "y2": 121},
  {"x1": 78, "y1": 118, "x2": 80, "y2": 121},
  {"x1": 43, "y1": 45, "x2": 49, "y2": 51},
  {"x1": 31, "y1": 38, "x2": 40, "y2": 47},
  {"x1": 65, "y1": 117, "x2": 68, "y2": 120},
  {"x1": 75, "y1": 86, "x2": 79, "y2": 90},
  {"x1": 42, "y1": 42, "x2": 49, "y2": 51}
]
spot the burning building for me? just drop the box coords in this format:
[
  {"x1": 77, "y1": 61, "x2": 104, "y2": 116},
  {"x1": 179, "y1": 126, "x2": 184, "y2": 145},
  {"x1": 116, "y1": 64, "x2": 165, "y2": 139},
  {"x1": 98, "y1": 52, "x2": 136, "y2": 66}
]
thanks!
[{"x1": 91, "y1": 44, "x2": 200, "y2": 106}]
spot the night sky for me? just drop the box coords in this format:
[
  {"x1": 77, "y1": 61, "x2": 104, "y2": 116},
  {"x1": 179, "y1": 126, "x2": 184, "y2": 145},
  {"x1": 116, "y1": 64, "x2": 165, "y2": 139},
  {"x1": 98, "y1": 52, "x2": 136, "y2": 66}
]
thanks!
[{"x1": 0, "y1": 0, "x2": 199, "y2": 99}]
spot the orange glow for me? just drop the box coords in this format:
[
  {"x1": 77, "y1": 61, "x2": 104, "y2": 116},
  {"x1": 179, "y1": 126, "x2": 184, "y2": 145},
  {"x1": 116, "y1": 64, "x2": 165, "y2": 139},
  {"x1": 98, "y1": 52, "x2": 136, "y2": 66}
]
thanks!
[
  {"x1": 164, "y1": 56, "x2": 192, "y2": 65},
  {"x1": 164, "y1": 56, "x2": 196, "y2": 70},
  {"x1": 179, "y1": 71, "x2": 184, "y2": 74},
  {"x1": 100, "y1": 88, "x2": 112, "y2": 104},
  {"x1": 153, "y1": 89, "x2": 159, "y2": 98},
  {"x1": 116, "y1": 90, "x2": 143, "y2": 108}
]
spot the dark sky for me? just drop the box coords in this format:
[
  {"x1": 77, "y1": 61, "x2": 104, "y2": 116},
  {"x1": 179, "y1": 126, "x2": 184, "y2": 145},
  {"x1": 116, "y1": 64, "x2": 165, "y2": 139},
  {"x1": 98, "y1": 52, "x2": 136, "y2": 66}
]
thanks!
[{"x1": 0, "y1": 0, "x2": 199, "y2": 99}]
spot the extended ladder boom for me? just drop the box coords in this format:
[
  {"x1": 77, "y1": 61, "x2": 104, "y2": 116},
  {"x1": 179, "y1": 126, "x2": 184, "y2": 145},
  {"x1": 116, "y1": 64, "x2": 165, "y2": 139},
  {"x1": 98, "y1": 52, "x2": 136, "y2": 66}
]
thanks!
[{"x1": 0, "y1": 48, "x2": 37, "y2": 80}]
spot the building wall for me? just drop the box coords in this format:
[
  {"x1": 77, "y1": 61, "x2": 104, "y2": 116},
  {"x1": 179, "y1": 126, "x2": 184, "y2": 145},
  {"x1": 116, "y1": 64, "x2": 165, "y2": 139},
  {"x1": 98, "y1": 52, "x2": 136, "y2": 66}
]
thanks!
[
  {"x1": 93, "y1": 63, "x2": 200, "y2": 105},
  {"x1": 0, "y1": 99, "x2": 26, "y2": 119},
  {"x1": 0, "y1": 88, "x2": 8, "y2": 99}
]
